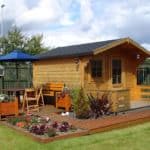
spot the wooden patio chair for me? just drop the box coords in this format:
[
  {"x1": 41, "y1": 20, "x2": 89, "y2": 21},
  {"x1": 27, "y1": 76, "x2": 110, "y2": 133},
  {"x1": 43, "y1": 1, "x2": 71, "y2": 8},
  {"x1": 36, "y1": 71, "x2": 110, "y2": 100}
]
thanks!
[
  {"x1": 36, "y1": 86, "x2": 45, "y2": 107},
  {"x1": 23, "y1": 87, "x2": 44, "y2": 114}
]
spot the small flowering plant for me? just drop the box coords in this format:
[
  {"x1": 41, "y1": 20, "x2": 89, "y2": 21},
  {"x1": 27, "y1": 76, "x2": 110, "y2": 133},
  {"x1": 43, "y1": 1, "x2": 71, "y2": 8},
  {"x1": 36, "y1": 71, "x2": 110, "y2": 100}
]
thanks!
[
  {"x1": 52, "y1": 121, "x2": 76, "y2": 132},
  {"x1": 7, "y1": 115, "x2": 77, "y2": 137},
  {"x1": 57, "y1": 86, "x2": 73, "y2": 98},
  {"x1": 0, "y1": 94, "x2": 15, "y2": 102}
]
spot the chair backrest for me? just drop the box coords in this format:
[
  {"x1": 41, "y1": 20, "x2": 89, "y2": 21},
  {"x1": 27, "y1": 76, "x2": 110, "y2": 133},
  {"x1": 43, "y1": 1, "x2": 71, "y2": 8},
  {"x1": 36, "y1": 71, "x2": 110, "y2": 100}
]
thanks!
[
  {"x1": 43, "y1": 82, "x2": 64, "y2": 96},
  {"x1": 24, "y1": 88, "x2": 36, "y2": 99}
]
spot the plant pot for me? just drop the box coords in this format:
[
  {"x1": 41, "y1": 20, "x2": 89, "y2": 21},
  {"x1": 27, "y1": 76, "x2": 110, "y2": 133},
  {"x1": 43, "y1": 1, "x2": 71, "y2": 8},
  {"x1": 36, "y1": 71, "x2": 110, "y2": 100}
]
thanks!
[
  {"x1": 56, "y1": 94, "x2": 71, "y2": 112},
  {"x1": 0, "y1": 99, "x2": 18, "y2": 118}
]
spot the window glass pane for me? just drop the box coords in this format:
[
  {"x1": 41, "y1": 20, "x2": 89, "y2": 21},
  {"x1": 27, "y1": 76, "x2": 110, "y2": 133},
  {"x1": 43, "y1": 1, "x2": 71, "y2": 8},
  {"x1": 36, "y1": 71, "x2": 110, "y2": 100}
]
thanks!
[
  {"x1": 137, "y1": 68, "x2": 150, "y2": 85},
  {"x1": 91, "y1": 60, "x2": 102, "y2": 78},
  {"x1": 112, "y1": 60, "x2": 121, "y2": 84}
]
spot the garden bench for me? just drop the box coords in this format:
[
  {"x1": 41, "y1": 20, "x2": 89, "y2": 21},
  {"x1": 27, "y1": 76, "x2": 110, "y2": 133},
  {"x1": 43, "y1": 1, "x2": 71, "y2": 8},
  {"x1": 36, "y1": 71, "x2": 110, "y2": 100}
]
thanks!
[
  {"x1": 43, "y1": 82, "x2": 65, "y2": 96},
  {"x1": 43, "y1": 82, "x2": 65, "y2": 105}
]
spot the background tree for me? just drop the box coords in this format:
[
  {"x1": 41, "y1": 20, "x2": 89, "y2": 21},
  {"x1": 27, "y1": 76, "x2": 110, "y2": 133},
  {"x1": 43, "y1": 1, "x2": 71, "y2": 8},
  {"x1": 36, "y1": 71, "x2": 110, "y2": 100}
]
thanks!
[
  {"x1": 0, "y1": 26, "x2": 48, "y2": 55},
  {"x1": 26, "y1": 34, "x2": 47, "y2": 55}
]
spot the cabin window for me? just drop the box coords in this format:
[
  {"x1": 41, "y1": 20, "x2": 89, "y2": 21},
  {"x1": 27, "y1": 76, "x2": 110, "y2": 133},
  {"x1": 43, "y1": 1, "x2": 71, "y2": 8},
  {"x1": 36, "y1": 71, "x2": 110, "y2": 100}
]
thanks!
[
  {"x1": 112, "y1": 59, "x2": 121, "y2": 84},
  {"x1": 91, "y1": 60, "x2": 102, "y2": 78},
  {"x1": 137, "y1": 68, "x2": 150, "y2": 85}
]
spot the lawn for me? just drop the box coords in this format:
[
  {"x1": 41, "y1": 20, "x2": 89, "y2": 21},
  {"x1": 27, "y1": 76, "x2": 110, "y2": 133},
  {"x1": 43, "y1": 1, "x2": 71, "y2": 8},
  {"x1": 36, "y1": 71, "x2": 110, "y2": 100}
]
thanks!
[{"x1": 0, "y1": 122, "x2": 149, "y2": 150}]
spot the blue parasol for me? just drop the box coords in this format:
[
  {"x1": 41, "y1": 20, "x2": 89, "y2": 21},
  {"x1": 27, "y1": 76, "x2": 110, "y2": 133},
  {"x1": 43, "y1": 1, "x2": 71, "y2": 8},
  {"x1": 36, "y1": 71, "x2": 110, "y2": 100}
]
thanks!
[
  {"x1": 0, "y1": 50, "x2": 37, "y2": 61},
  {"x1": 0, "y1": 50, "x2": 38, "y2": 87}
]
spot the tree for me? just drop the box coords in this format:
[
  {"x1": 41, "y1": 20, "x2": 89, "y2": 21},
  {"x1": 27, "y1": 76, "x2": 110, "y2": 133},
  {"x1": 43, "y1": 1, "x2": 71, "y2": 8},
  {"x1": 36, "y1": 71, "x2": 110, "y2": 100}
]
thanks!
[
  {"x1": 26, "y1": 35, "x2": 48, "y2": 55},
  {"x1": 0, "y1": 26, "x2": 48, "y2": 55}
]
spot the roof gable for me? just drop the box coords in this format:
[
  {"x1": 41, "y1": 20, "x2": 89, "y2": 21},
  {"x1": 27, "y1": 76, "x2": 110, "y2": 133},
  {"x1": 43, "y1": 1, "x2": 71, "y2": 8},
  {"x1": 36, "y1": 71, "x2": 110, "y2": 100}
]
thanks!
[{"x1": 94, "y1": 38, "x2": 150, "y2": 56}]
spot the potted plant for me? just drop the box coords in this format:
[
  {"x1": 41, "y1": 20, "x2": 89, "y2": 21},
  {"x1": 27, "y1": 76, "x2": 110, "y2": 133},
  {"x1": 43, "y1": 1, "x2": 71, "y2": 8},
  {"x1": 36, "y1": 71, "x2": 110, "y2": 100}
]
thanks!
[
  {"x1": 0, "y1": 94, "x2": 18, "y2": 118},
  {"x1": 55, "y1": 87, "x2": 72, "y2": 112}
]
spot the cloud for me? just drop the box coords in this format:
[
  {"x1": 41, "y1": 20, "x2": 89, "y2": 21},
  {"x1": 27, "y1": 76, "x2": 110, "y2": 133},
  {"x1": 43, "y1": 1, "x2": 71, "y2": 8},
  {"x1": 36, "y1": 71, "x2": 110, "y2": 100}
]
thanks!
[
  {"x1": 142, "y1": 43, "x2": 150, "y2": 51},
  {"x1": 1, "y1": 0, "x2": 150, "y2": 51},
  {"x1": 18, "y1": 0, "x2": 63, "y2": 25},
  {"x1": 113, "y1": 1, "x2": 150, "y2": 44},
  {"x1": 79, "y1": 0, "x2": 93, "y2": 31},
  {"x1": 3, "y1": 0, "x2": 75, "y2": 31}
]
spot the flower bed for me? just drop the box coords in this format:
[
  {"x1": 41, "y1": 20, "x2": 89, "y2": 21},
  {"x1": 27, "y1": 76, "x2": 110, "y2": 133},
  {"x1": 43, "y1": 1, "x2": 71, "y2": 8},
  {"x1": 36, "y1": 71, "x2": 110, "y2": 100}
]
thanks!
[{"x1": 5, "y1": 115, "x2": 86, "y2": 142}]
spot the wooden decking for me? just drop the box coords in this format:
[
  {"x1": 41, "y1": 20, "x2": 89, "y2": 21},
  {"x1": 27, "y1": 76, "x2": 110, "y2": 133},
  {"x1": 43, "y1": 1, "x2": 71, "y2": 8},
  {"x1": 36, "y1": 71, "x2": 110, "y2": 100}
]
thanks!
[{"x1": 130, "y1": 101, "x2": 150, "y2": 109}]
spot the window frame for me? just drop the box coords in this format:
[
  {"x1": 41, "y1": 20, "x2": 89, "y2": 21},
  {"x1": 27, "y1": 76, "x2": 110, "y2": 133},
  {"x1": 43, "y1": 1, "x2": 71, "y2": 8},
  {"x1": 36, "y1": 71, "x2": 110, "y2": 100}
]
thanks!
[
  {"x1": 91, "y1": 60, "x2": 103, "y2": 78},
  {"x1": 137, "y1": 67, "x2": 150, "y2": 85},
  {"x1": 112, "y1": 59, "x2": 122, "y2": 84}
]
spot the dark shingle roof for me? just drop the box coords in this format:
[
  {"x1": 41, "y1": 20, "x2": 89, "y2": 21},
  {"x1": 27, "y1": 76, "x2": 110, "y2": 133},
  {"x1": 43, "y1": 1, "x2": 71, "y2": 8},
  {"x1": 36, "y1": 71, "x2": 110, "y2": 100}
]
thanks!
[{"x1": 37, "y1": 39, "x2": 121, "y2": 59}]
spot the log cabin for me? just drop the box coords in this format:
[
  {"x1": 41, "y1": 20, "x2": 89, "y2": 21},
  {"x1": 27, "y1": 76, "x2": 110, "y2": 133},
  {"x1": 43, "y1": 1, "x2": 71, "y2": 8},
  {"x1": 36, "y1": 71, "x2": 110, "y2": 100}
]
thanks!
[{"x1": 33, "y1": 37, "x2": 150, "y2": 111}]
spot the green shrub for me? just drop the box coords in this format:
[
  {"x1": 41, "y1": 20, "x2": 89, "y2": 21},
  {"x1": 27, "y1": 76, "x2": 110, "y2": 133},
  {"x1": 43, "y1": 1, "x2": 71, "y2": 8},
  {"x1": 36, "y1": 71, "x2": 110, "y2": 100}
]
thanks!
[
  {"x1": 30, "y1": 116, "x2": 38, "y2": 124},
  {"x1": 69, "y1": 86, "x2": 80, "y2": 103},
  {"x1": 72, "y1": 87, "x2": 90, "y2": 119},
  {"x1": 47, "y1": 128, "x2": 56, "y2": 137},
  {"x1": 8, "y1": 116, "x2": 25, "y2": 125},
  {"x1": 70, "y1": 126, "x2": 77, "y2": 132}
]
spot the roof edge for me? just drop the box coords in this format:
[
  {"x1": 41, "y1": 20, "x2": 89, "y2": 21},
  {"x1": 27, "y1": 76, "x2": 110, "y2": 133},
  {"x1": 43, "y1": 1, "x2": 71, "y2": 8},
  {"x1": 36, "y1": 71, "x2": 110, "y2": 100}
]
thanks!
[
  {"x1": 36, "y1": 52, "x2": 92, "y2": 60},
  {"x1": 127, "y1": 38, "x2": 150, "y2": 56}
]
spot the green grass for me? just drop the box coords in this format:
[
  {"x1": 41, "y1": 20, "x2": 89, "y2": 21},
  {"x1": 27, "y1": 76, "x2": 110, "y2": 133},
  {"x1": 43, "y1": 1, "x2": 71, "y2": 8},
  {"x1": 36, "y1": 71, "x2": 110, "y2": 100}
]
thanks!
[{"x1": 0, "y1": 122, "x2": 150, "y2": 150}]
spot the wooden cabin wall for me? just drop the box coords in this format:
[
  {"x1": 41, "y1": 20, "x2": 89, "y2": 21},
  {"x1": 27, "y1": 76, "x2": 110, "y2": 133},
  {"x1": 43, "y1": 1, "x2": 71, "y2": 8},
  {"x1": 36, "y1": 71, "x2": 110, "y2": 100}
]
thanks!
[
  {"x1": 33, "y1": 43, "x2": 149, "y2": 102},
  {"x1": 83, "y1": 48, "x2": 143, "y2": 94},
  {"x1": 83, "y1": 54, "x2": 109, "y2": 93},
  {"x1": 33, "y1": 58, "x2": 81, "y2": 87}
]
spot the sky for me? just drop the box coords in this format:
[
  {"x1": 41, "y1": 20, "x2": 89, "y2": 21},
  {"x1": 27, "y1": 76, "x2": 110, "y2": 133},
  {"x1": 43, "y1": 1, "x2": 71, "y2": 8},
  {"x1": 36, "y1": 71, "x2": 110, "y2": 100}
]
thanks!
[{"x1": 1, "y1": 0, "x2": 150, "y2": 50}]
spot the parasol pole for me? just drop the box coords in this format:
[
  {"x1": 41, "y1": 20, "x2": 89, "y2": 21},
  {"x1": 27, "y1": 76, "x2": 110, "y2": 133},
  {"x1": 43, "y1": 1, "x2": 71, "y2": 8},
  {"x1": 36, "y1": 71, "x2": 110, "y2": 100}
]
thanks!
[{"x1": 16, "y1": 62, "x2": 19, "y2": 88}]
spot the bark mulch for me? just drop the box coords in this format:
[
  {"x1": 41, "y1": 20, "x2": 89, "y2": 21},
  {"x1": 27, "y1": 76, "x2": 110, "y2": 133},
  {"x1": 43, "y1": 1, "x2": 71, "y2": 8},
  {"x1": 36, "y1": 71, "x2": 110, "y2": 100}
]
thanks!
[{"x1": 33, "y1": 106, "x2": 150, "y2": 132}]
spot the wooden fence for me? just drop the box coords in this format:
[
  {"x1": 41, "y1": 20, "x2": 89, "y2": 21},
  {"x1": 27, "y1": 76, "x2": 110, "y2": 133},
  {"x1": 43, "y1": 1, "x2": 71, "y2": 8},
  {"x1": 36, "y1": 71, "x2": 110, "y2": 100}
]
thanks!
[{"x1": 0, "y1": 63, "x2": 32, "y2": 89}]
